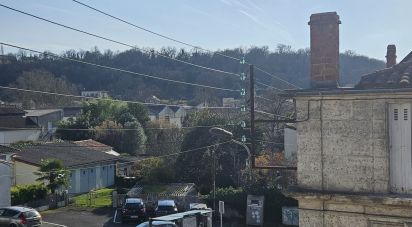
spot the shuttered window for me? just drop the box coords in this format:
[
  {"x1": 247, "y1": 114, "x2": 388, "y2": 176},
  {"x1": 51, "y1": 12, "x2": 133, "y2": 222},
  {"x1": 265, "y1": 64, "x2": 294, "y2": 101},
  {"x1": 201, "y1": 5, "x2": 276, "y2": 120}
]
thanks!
[{"x1": 389, "y1": 103, "x2": 412, "y2": 194}]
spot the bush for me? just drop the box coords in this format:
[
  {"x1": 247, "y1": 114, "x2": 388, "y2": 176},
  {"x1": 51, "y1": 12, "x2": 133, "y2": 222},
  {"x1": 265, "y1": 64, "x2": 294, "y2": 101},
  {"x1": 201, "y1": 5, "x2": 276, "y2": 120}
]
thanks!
[
  {"x1": 203, "y1": 186, "x2": 297, "y2": 223},
  {"x1": 11, "y1": 184, "x2": 48, "y2": 205}
]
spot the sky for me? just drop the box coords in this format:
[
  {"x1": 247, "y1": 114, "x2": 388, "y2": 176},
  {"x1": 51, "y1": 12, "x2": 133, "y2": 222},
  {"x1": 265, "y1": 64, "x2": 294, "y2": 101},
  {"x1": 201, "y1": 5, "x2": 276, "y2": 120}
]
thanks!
[{"x1": 0, "y1": 0, "x2": 410, "y2": 61}]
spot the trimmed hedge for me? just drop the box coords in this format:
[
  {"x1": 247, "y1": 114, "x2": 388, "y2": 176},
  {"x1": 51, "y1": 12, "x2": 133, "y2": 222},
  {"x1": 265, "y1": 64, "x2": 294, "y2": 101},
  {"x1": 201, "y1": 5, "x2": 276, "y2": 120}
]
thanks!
[
  {"x1": 11, "y1": 184, "x2": 48, "y2": 205},
  {"x1": 203, "y1": 186, "x2": 297, "y2": 223}
]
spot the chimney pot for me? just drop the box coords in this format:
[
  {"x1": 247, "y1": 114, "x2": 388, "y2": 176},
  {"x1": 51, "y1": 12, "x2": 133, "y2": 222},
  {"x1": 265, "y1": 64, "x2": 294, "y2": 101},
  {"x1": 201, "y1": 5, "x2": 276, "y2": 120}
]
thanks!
[
  {"x1": 308, "y1": 12, "x2": 341, "y2": 88},
  {"x1": 386, "y1": 44, "x2": 397, "y2": 68}
]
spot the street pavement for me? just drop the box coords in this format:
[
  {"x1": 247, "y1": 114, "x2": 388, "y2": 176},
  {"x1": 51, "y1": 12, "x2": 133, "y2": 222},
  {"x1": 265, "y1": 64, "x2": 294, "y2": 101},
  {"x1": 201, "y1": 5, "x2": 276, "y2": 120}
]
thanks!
[{"x1": 41, "y1": 207, "x2": 136, "y2": 227}]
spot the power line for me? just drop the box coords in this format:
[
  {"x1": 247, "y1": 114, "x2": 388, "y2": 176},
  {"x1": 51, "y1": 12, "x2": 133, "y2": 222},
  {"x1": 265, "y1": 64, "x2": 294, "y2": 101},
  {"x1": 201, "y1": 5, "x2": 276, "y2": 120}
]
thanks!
[
  {"x1": 254, "y1": 109, "x2": 295, "y2": 120},
  {"x1": 254, "y1": 66, "x2": 301, "y2": 89},
  {"x1": 0, "y1": 85, "x2": 239, "y2": 110},
  {"x1": 0, "y1": 4, "x2": 240, "y2": 78},
  {"x1": 71, "y1": 0, "x2": 242, "y2": 62},
  {"x1": 0, "y1": 140, "x2": 234, "y2": 178},
  {"x1": 256, "y1": 96, "x2": 274, "y2": 102},
  {"x1": 0, "y1": 43, "x2": 239, "y2": 93},
  {"x1": 255, "y1": 81, "x2": 283, "y2": 92},
  {"x1": 70, "y1": 0, "x2": 302, "y2": 90},
  {"x1": 0, "y1": 123, "x2": 241, "y2": 131}
]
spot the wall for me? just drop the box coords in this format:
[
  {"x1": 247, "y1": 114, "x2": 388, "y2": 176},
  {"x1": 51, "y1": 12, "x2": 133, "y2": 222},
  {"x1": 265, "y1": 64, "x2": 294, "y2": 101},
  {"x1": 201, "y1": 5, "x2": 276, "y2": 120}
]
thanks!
[
  {"x1": 296, "y1": 94, "x2": 392, "y2": 193},
  {"x1": 294, "y1": 92, "x2": 412, "y2": 226},
  {"x1": 0, "y1": 129, "x2": 41, "y2": 145},
  {"x1": 0, "y1": 161, "x2": 12, "y2": 206},
  {"x1": 68, "y1": 163, "x2": 115, "y2": 194},
  {"x1": 15, "y1": 161, "x2": 38, "y2": 185}
]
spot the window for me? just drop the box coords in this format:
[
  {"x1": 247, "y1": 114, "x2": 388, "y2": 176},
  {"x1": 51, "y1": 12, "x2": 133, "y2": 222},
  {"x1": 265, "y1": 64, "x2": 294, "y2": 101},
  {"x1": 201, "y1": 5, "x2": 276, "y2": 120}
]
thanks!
[
  {"x1": 164, "y1": 116, "x2": 170, "y2": 124},
  {"x1": 389, "y1": 103, "x2": 412, "y2": 194}
]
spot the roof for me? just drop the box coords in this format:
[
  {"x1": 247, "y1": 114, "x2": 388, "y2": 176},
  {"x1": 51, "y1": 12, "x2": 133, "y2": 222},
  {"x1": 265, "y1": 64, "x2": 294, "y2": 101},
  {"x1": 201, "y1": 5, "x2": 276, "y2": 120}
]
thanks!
[
  {"x1": 147, "y1": 105, "x2": 167, "y2": 115},
  {"x1": 0, "y1": 116, "x2": 39, "y2": 129},
  {"x1": 125, "y1": 198, "x2": 143, "y2": 204},
  {"x1": 73, "y1": 139, "x2": 113, "y2": 153},
  {"x1": 13, "y1": 141, "x2": 118, "y2": 168},
  {"x1": 128, "y1": 183, "x2": 196, "y2": 197},
  {"x1": 25, "y1": 109, "x2": 62, "y2": 117},
  {"x1": 357, "y1": 51, "x2": 412, "y2": 89},
  {"x1": 0, "y1": 145, "x2": 19, "y2": 154},
  {"x1": 0, "y1": 105, "x2": 26, "y2": 116}
]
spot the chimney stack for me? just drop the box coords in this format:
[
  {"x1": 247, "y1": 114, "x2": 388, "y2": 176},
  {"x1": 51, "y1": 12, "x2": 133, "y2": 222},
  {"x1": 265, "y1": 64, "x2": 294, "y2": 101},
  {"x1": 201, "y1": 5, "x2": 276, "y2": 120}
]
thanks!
[
  {"x1": 386, "y1": 44, "x2": 397, "y2": 68},
  {"x1": 308, "y1": 12, "x2": 341, "y2": 88}
]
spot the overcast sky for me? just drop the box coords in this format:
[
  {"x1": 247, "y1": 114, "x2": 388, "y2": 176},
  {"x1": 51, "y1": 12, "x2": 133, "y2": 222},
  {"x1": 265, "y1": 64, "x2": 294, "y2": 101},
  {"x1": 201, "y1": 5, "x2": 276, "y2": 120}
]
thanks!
[{"x1": 0, "y1": 0, "x2": 410, "y2": 61}]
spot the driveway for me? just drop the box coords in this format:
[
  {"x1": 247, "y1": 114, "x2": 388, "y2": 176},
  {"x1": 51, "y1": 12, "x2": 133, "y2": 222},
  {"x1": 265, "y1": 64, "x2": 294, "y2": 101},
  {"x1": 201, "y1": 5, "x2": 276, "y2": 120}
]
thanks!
[{"x1": 41, "y1": 207, "x2": 136, "y2": 227}]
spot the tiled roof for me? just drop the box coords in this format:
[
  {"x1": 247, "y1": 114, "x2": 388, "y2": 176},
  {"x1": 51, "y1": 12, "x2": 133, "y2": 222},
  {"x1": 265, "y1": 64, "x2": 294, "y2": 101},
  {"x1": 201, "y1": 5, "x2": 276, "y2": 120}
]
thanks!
[
  {"x1": 357, "y1": 51, "x2": 412, "y2": 89},
  {"x1": 147, "y1": 105, "x2": 167, "y2": 115},
  {"x1": 13, "y1": 141, "x2": 118, "y2": 167},
  {"x1": 73, "y1": 139, "x2": 112, "y2": 152}
]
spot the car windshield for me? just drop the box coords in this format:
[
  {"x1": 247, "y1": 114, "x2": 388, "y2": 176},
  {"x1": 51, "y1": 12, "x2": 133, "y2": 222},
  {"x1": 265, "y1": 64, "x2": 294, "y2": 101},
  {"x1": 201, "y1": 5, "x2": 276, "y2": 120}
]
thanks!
[
  {"x1": 125, "y1": 203, "x2": 142, "y2": 209},
  {"x1": 157, "y1": 205, "x2": 174, "y2": 211}
]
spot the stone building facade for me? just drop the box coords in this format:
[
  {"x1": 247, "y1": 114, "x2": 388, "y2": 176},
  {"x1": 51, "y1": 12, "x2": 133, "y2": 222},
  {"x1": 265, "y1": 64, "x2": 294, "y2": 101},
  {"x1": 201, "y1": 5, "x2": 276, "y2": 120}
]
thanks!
[
  {"x1": 291, "y1": 91, "x2": 412, "y2": 226},
  {"x1": 286, "y1": 11, "x2": 412, "y2": 226}
]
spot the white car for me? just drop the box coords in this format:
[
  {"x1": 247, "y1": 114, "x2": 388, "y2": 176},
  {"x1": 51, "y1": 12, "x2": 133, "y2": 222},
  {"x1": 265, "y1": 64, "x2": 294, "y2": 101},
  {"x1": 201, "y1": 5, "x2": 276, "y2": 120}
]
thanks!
[{"x1": 136, "y1": 220, "x2": 177, "y2": 227}]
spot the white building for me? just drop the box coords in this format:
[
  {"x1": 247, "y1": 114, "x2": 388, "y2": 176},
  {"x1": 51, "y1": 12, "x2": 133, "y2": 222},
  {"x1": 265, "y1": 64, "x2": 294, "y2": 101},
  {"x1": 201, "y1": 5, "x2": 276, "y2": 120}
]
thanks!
[
  {"x1": 81, "y1": 91, "x2": 109, "y2": 99},
  {"x1": 0, "y1": 160, "x2": 12, "y2": 207},
  {"x1": 0, "y1": 105, "x2": 41, "y2": 145},
  {"x1": 5, "y1": 142, "x2": 118, "y2": 194}
]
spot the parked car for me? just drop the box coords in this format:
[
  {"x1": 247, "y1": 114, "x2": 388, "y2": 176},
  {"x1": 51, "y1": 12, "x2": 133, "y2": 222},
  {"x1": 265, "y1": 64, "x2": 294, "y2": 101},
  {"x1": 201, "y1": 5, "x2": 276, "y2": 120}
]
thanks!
[
  {"x1": 121, "y1": 198, "x2": 147, "y2": 223},
  {"x1": 0, "y1": 206, "x2": 42, "y2": 227},
  {"x1": 154, "y1": 200, "x2": 178, "y2": 217},
  {"x1": 136, "y1": 220, "x2": 177, "y2": 227}
]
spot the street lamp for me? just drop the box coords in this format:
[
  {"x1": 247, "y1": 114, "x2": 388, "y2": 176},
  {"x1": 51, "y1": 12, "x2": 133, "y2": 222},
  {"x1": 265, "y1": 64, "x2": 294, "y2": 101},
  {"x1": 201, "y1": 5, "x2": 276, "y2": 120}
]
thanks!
[
  {"x1": 208, "y1": 127, "x2": 252, "y2": 166},
  {"x1": 208, "y1": 127, "x2": 253, "y2": 212}
]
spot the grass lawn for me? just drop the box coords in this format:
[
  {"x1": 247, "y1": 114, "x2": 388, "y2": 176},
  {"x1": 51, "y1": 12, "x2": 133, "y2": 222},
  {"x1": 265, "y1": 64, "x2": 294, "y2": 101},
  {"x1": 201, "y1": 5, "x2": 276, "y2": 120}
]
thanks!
[{"x1": 72, "y1": 188, "x2": 114, "y2": 208}]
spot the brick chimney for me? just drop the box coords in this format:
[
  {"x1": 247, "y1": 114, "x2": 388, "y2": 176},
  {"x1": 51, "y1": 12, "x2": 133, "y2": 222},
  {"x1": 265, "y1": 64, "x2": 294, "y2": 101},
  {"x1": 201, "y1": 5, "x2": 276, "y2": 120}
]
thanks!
[
  {"x1": 386, "y1": 44, "x2": 397, "y2": 68},
  {"x1": 308, "y1": 12, "x2": 341, "y2": 88}
]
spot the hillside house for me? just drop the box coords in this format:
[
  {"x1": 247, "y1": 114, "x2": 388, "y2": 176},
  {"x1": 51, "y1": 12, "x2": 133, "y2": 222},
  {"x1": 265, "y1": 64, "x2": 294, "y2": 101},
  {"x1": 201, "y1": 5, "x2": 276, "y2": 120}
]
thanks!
[
  {"x1": 0, "y1": 105, "x2": 41, "y2": 145},
  {"x1": 147, "y1": 105, "x2": 186, "y2": 128},
  {"x1": 287, "y1": 12, "x2": 412, "y2": 226},
  {"x1": 81, "y1": 91, "x2": 109, "y2": 98},
  {"x1": 3, "y1": 142, "x2": 118, "y2": 194}
]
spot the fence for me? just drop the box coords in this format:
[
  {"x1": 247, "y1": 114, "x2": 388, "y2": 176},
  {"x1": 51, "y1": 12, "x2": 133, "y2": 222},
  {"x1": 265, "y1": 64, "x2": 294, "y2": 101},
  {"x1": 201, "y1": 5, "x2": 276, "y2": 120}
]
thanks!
[{"x1": 20, "y1": 193, "x2": 68, "y2": 211}]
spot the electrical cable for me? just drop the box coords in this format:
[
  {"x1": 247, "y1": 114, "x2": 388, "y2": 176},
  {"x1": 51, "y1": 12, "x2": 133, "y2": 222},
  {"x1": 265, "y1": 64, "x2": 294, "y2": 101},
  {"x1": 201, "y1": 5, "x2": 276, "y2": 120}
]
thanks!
[
  {"x1": 0, "y1": 140, "x2": 234, "y2": 178},
  {"x1": 0, "y1": 43, "x2": 239, "y2": 92},
  {"x1": 0, "y1": 85, "x2": 239, "y2": 109},
  {"x1": 0, "y1": 4, "x2": 240, "y2": 78},
  {"x1": 70, "y1": 0, "x2": 302, "y2": 90}
]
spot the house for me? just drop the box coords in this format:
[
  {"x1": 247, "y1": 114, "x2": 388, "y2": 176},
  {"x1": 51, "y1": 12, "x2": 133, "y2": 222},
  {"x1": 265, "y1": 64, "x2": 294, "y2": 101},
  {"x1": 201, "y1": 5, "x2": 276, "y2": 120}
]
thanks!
[
  {"x1": 25, "y1": 109, "x2": 63, "y2": 139},
  {"x1": 169, "y1": 106, "x2": 187, "y2": 127},
  {"x1": 81, "y1": 90, "x2": 109, "y2": 98},
  {"x1": 0, "y1": 105, "x2": 41, "y2": 145},
  {"x1": 73, "y1": 139, "x2": 137, "y2": 177},
  {"x1": 286, "y1": 12, "x2": 412, "y2": 226},
  {"x1": 4, "y1": 142, "x2": 118, "y2": 194},
  {"x1": 147, "y1": 104, "x2": 186, "y2": 128}
]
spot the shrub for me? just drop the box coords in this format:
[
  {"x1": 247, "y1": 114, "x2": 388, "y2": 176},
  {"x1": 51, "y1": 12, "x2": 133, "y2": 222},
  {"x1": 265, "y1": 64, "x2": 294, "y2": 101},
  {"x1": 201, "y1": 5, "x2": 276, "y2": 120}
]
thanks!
[{"x1": 11, "y1": 184, "x2": 48, "y2": 205}]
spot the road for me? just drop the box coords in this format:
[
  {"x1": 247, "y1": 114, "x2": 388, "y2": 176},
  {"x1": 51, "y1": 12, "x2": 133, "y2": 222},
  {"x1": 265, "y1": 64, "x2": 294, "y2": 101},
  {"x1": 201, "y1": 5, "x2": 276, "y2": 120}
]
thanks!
[{"x1": 41, "y1": 207, "x2": 136, "y2": 227}]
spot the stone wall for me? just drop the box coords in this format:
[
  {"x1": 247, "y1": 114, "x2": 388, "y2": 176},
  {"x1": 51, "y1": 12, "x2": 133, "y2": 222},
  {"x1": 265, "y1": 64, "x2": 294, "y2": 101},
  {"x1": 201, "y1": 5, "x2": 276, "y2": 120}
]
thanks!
[
  {"x1": 293, "y1": 92, "x2": 412, "y2": 226},
  {"x1": 296, "y1": 95, "x2": 392, "y2": 193}
]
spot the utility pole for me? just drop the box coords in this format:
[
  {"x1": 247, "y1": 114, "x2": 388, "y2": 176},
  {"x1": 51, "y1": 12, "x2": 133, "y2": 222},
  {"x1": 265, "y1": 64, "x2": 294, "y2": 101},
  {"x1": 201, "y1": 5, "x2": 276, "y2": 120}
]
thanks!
[{"x1": 249, "y1": 64, "x2": 256, "y2": 168}]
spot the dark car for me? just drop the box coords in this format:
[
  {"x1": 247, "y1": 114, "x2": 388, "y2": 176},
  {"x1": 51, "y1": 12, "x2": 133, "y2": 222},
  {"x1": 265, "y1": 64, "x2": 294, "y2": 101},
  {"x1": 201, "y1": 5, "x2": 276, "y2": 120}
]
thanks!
[
  {"x1": 0, "y1": 206, "x2": 42, "y2": 227},
  {"x1": 121, "y1": 198, "x2": 146, "y2": 223},
  {"x1": 154, "y1": 200, "x2": 178, "y2": 217}
]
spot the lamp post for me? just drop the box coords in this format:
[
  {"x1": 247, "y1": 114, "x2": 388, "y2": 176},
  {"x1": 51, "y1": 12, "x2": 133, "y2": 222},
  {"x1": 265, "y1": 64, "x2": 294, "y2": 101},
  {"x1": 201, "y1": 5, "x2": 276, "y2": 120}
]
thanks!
[{"x1": 208, "y1": 127, "x2": 253, "y2": 212}]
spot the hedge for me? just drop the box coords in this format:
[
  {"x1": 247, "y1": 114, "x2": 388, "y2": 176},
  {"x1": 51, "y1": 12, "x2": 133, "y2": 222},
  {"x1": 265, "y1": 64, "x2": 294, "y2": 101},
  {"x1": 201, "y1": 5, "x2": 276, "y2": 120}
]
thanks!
[
  {"x1": 203, "y1": 186, "x2": 297, "y2": 223},
  {"x1": 11, "y1": 184, "x2": 48, "y2": 205}
]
